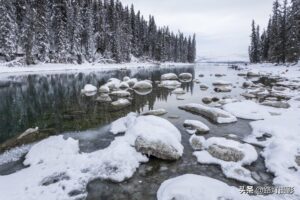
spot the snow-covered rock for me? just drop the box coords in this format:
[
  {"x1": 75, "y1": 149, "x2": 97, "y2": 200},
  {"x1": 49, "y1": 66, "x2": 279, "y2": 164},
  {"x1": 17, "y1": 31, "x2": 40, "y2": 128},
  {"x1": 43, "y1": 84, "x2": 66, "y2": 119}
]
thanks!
[
  {"x1": 161, "y1": 73, "x2": 178, "y2": 80},
  {"x1": 134, "y1": 88, "x2": 152, "y2": 96},
  {"x1": 133, "y1": 81, "x2": 153, "y2": 89},
  {"x1": 261, "y1": 100, "x2": 290, "y2": 109},
  {"x1": 133, "y1": 116, "x2": 183, "y2": 160},
  {"x1": 99, "y1": 85, "x2": 110, "y2": 93},
  {"x1": 178, "y1": 73, "x2": 192, "y2": 80},
  {"x1": 110, "y1": 90, "x2": 131, "y2": 97},
  {"x1": 109, "y1": 114, "x2": 183, "y2": 160},
  {"x1": 171, "y1": 88, "x2": 186, "y2": 94},
  {"x1": 111, "y1": 98, "x2": 131, "y2": 107},
  {"x1": 192, "y1": 136, "x2": 258, "y2": 184},
  {"x1": 179, "y1": 103, "x2": 237, "y2": 124},
  {"x1": 81, "y1": 84, "x2": 97, "y2": 96},
  {"x1": 119, "y1": 81, "x2": 130, "y2": 89},
  {"x1": 141, "y1": 109, "x2": 167, "y2": 116},
  {"x1": 157, "y1": 174, "x2": 245, "y2": 200},
  {"x1": 183, "y1": 120, "x2": 209, "y2": 134},
  {"x1": 123, "y1": 76, "x2": 130, "y2": 82},
  {"x1": 202, "y1": 97, "x2": 212, "y2": 104},
  {"x1": 96, "y1": 94, "x2": 112, "y2": 103},
  {"x1": 159, "y1": 80, "x2": 181, "y2": 89},
  {"x1": 17, "y1": 127, "x2": 39, "y2": 140},
  {"x1": 247, "y1": 71, "x2": 261, "y2": 77},
  {"x1": 105, "y1": 78, "x2": 121, "y2": 89},
  {"x1": 189, "y1": 135, "x2": 205, "y2": 150}
]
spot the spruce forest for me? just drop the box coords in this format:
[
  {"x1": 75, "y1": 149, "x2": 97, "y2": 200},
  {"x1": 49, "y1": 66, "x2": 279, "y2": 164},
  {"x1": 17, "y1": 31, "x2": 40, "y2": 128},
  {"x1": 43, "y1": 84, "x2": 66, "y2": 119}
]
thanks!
[
  {"x1": 249, "y1": 0, "x2": 300, "y2": 63},
  {"x1": 0, "y1": 0, "x2": 196, "y2": 64}
]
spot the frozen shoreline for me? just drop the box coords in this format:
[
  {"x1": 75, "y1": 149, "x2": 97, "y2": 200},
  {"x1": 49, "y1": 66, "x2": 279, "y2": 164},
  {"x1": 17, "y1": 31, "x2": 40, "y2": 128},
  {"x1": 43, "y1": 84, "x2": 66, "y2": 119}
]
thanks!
[{"x1": 0, "y1": 62, "x2": 194, "y2": 78}]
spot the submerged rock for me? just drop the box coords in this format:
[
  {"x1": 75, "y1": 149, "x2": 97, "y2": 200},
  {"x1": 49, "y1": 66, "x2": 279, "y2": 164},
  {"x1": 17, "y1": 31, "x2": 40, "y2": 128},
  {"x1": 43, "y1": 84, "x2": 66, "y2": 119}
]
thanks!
[
  {"x1": 183, "y1": 120, "x2": 209, "y2": 134},
  {"x1": 141, "y1": 109, "x2": 167, "y2": 116},
  {"x1": 110, "y1": 90, "x2": 131, "y2": 97},
  {"x1": 171, "y1": 88, "x2": 186, "y2": 94},
  {"x1": 207, "y1": 144, "x2": 244, "y2": 162},
  {"x1": 212, "y1": 80, "x2": 232, "y2": 86},
  {"x1": 179, "y1": 103, "x2": 237, "y2": 124},
  {"x1": 111, "y1": 99, "x2": 131, "y2": 108},
  {"x1": 296, "y1": 156, "x2": 300, "y2": 166}
]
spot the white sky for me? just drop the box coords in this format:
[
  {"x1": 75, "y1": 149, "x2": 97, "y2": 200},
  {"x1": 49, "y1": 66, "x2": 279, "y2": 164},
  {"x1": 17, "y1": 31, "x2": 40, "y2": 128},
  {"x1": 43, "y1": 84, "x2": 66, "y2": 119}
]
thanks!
[{"x1": 120, "y1": 0, "x2": 274, "y2": 61}]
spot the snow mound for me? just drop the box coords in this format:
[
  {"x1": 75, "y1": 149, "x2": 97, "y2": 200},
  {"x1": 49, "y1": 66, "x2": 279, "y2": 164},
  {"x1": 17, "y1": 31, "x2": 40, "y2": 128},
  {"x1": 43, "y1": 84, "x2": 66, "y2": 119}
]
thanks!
[
  {"x1": 191, "y1": 136, "x2": 258, "y2": 184},
  {"x1": 223, "y1": 100, "x2": 272, "y2": 120},
  {"x1": 179, "y1": 103, "x2": 237, "y2": 124},
  {"x1": 0, "y1": 144, "x2": 32, "y2": 165},
  {"x1": 0, "y1": 135, "x2": 148, "y2": 200},
  {"x1": 157, "y1": 174, "x2": 245, "y2": 200}
]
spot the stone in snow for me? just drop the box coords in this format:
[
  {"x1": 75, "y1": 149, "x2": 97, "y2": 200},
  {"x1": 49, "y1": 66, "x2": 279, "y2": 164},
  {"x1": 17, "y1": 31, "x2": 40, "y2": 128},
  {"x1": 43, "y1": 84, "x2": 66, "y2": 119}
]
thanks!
[
  {"x1": 111, "y1": 98, "x2": 131, "y2": 107},
  {"x1": 191, "y1": 136, "x2": 258, "y2": 184},
  {"x1": 96, "y1": 94, "x2": 112, "y2": 103},
  {"x1": 171, "y1": 88, "x2": 186, "y2": 94},
  {"x1": 179, "y1": 103, "x2": 237, "y2": 124},
  {"x1": 161, "y1": 73, "x2": 178, "y2": 80},
  {"x1": 242, "y1": 81, "x2": 254, "y2": 88},
  {"x1": 261, "y1": 100, "x2": 291, "y2": 109},
  {"x1": 133, "y1": 81, "x2": 153, "y2": 89},
  {"x1": 17, "y1": 127, "x2": 39, "y2": 140},
  {"x1": 241, "y1": 92, "x2": 256, "y2": 99},
  {"x1": 99, "y1": 85, "x2": 110, "y2": 93},
  {"x1": 212, "y1": 80, "x2": 232, "y2": 86},
  {"x1": 157, "y1": 174, "x2": 246, "y2": 200},
  {"x1": 202, "y1": 97, "x2": 212, "y2": 104},
  {"x1": 141, "y1": 109, "x2": 167, "y2": 116},
  {"x1": 247, "y1": 71, "x2": 260, "y2": 77},
  {"x1": 178, "y1": 73, "x2": 192, "y2": 80},
  {"x1": 214, "y1": 85, "x2": 232, "y2": 93},
  {"x1": 110, "y1": 90, "x2": 131, "y2": 97},
  {"x1": 200, "y1": 84, "x2": 209, "y2": 90},
  {"x1": 183, "y1": 120, "x2": 209, "y2": 134},
  {"x1": 105, "y1": 78, "x2": 121, "y2": 89}
]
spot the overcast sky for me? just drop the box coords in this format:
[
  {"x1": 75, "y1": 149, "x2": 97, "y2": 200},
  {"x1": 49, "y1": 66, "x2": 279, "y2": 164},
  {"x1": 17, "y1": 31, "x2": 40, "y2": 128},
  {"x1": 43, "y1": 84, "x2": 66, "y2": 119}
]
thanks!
[{"x1": 120, "y1": 0, "x2": 274, "y2": 61}]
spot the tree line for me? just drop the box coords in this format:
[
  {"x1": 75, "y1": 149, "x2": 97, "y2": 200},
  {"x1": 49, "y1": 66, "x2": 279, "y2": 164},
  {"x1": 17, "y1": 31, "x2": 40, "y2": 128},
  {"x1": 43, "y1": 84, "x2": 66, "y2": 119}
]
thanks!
[
  {"x1": 0, "y1": 0, "x2": 196, "y2": 64},
  {"x1": 249, "y1": 0, "x2": 300, "y2": 63}
]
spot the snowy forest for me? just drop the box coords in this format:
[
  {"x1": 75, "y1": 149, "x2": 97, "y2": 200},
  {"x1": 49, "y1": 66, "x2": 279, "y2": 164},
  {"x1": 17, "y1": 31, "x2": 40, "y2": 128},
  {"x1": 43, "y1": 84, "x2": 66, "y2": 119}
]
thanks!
[
  {"x1": 0, "y1": 0, "x2": 196, "y2": 64},
  {"x1": 249, "y1": 0, "x2": 300, "y2": 63}
]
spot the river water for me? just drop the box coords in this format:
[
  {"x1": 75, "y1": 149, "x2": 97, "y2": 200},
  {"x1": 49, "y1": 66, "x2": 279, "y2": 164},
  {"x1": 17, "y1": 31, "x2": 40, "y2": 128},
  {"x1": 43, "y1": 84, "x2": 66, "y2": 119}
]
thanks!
[{"x1": 0, "y1": 63, "x2": 274, "y2": 199}]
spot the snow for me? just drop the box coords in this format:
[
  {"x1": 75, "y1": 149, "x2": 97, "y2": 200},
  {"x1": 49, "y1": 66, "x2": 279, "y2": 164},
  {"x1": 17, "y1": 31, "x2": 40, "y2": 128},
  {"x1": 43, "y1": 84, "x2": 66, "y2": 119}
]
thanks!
[
  {"x1": 244, "y1": 96, "x2": 300, "y2": 195},
  {"x1": 179, "y1": 103, "x2": 237, "y2": 123},
  {"x1": 157, "y1": 174, "x2": 246, "y2": 200},
  {"x1": 223, "y1": 100, "x2": 273, "y2": 120},
  {"x1": 192, "y1": 136, "x2": 258, "y2": 184},
  {"x1": 0, "y1": 144, "x2": 32, "y2": 165},
  {"x1": 110, "y1": 113, "x2": 137, "y2": 135}
]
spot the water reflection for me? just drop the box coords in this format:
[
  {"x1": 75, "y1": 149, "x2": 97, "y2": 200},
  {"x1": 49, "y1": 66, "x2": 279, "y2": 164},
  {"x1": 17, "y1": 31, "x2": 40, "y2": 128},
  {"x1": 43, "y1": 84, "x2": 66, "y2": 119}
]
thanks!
[{"x1": 0, "y1": 67, "x2": 195, "y2": 143}]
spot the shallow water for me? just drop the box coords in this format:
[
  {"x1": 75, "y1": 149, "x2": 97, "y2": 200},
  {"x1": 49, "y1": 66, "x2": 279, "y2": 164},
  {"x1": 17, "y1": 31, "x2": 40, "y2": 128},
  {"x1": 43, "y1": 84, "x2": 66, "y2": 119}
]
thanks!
[{"x1": 0, "y1": 63, "x2": 274, "y2": 199}]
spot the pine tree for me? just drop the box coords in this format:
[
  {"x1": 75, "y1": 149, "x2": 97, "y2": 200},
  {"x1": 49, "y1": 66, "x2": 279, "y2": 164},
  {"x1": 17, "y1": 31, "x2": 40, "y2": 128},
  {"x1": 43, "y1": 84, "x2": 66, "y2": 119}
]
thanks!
[
  {"x1": 0, "y1": 0, "x2": 17, "y2": 61},
  {"x1": 249, "y1": 20, "x2": 260, "y2": 63}
]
